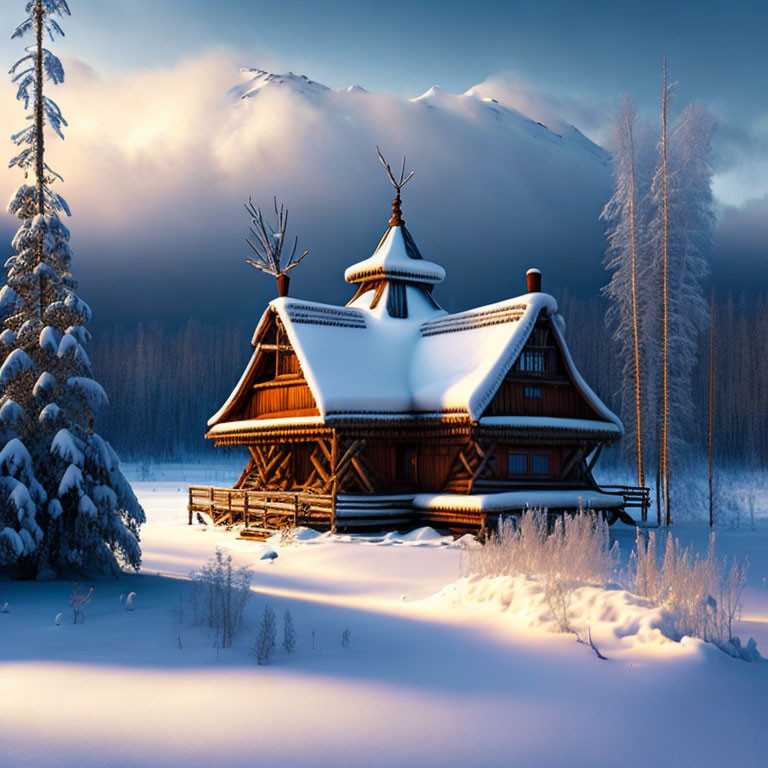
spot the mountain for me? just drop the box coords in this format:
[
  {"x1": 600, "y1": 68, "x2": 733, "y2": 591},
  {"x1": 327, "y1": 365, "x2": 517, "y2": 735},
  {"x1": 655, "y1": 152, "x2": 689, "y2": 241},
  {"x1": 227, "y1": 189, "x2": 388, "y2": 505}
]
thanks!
[
  {"x1": 410, "y1": 84, "x2": 609, "y2": 164},
  {"x1": 218, "y1": 69, "x2": 613, "y2": 308},
  {"x1": 232, "y1": 69, "x2": 331, "y2": 103}
]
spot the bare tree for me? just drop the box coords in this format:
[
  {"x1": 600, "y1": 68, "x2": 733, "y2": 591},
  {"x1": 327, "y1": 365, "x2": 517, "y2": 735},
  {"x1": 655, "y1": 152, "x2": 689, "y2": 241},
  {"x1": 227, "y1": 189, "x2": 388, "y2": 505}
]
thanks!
[{"x1": 244, "y1": 197, "x2": 308, "y2": 296}]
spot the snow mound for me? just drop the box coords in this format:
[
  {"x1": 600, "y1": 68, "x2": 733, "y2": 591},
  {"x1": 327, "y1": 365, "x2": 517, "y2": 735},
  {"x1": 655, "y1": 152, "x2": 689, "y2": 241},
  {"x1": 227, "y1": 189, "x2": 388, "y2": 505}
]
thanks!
[
  {"x1": 397, "y1": 526, "x2": 451, "y2": 544},
  {"x1": 266, "y1": 526, "x2": 453, "y2": 548},
  {"x1": 434, "y1": 574, "x2": 689, "y2": 656},
  {"x1": 294, "y1": 527, "x2": 324, "y2": 542}
]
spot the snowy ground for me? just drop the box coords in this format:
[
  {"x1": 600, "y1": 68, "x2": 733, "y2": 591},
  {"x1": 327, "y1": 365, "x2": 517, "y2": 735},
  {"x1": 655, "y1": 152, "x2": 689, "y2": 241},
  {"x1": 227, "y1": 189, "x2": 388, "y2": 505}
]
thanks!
[{"x1": 1, "y1": 465, "x2": 768, "y2": 767}]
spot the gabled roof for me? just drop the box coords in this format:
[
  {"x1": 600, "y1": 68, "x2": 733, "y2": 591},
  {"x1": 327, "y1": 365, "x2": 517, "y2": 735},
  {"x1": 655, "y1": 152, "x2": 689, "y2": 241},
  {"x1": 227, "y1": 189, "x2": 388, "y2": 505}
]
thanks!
[
  {"x1": 208, "y1": 289, "x2": 622, "y2": 432},
  {"x1": 209, "y1": 195, "x2": 622, "y2": 436}
]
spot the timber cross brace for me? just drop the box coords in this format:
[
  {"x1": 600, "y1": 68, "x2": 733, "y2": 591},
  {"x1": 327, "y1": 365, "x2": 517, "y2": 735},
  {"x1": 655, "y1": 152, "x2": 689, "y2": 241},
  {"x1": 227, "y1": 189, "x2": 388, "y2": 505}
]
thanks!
[
  {"x1": 443, "y1": 440, "x2": 498, "y2": 494},
  {"x1": 244, "y1": 437, "x2": 381, "y2": 496},
  {"x1": 237, "y1": 445, "x2": 293, "y2": 490}
]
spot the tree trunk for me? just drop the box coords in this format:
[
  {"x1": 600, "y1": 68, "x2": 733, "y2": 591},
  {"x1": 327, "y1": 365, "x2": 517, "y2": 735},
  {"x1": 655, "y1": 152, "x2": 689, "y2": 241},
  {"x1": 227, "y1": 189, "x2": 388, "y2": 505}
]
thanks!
[
  {"x1": 34, "y1": 0, "x2": 46, "y2": 318},
  {"x1": 708, "y1": 287, "x2": 715, "y2": 527},
  {"x1": 624, "y1": 109, "x2": 644, "y2": 489},
  {"x1": 660, "y1": 53, "x2": 671, "y2": 526}
]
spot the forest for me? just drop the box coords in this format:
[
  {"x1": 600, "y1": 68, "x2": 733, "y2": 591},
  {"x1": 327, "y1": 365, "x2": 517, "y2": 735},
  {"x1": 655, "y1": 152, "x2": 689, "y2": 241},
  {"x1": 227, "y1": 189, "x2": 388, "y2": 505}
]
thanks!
[{"x1": 90, "y1": 289, "x2": 768, "y2": 469}]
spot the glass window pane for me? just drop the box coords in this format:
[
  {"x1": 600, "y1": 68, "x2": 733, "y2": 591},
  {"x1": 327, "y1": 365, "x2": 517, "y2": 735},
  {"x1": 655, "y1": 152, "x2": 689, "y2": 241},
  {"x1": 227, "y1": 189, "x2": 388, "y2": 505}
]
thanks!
[
  {"x1": 532, "y1": 454, "x2": 550, "y2": 476},
  {"x1": 508, "y1": 453, "x2": 528, "y2": 476}
]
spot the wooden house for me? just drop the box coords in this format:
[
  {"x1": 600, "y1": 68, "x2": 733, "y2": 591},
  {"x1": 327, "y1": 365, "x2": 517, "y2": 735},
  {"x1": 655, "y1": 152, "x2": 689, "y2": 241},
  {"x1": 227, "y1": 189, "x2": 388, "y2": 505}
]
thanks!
[{"x1": 189, "y1": 194, "x2": 648, "y2": 536}]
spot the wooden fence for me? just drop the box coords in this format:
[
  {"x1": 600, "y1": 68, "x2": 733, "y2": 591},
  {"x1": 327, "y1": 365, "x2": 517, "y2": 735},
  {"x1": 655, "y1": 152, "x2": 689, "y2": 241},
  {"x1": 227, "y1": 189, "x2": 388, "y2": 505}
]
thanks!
[{"x1": 188, "y1": 486, "x2": 334, "y2": 538}]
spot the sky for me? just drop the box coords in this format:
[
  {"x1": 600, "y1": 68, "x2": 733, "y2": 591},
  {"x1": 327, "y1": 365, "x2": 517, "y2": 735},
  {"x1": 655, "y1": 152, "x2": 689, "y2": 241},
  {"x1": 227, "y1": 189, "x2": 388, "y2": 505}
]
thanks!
[{"x1": 0, "y1": 0, "x2": 766, "y2": 328}]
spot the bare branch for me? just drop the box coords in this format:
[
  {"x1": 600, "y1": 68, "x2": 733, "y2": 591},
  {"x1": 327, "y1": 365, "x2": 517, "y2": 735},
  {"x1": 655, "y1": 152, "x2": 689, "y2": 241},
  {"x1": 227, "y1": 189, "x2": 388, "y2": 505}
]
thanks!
[
  {"x1": 243, "y1": 195, "x2": 309, "y2": 277},
  {"x1": 376, "y1": 146, "x2": 415, "y2": 194}
]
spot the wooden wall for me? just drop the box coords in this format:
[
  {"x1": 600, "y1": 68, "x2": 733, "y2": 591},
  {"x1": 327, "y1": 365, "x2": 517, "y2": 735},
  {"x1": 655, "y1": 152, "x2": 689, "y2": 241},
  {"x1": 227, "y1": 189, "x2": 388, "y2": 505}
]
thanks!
[
  {"x1": 226, "y1": 313, "x2": 320, "y2": 422},
  {"x1": 484, "y1": 318, "x2": 602, "y2": 420}
]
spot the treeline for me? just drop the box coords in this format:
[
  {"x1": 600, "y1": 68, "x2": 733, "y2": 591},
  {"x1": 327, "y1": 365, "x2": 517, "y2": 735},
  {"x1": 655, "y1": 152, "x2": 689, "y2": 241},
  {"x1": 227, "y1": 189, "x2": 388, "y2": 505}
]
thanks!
[
  {"x1": 559, "y1": 292, "x2": 768, "y2": 470},
  {"x1": 91, "y1": 293, "x2": 768, "y2": 467},
  {"x1": 91, "y1": 320, "x2": 250, "y2": 460}
]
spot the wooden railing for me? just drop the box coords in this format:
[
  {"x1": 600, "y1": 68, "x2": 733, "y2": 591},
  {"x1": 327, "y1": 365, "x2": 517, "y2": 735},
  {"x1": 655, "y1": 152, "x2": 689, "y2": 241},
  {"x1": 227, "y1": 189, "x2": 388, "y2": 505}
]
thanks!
[
  {"x1": 188, "y1": 486, "x2": 334, "y2": 534},
  {"x1": 593, "y1": 484, "x2": 651, "y2": 522}
]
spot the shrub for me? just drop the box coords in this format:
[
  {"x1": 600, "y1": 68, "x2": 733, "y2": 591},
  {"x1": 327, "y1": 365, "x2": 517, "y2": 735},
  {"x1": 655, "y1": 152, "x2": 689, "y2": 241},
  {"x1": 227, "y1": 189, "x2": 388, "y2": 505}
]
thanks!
[
  {"x1": 69, "y1": 584, "x2": 93, "y2": 624},
  {"x1": 630, "y1": 530, "x2": 748, "y2": 651},
  {"x1": 282, "y1": 609, "x2": 296, "y2": 654},
  {"x1": 254, "y1": 605, "x2": 276, "y2": 664},
  {"x1": 189, "y1": 548, "x2": 252, "y2": 648},
  {"x1": 463, "y1": 508, "x2": 619, "y2": 631}
]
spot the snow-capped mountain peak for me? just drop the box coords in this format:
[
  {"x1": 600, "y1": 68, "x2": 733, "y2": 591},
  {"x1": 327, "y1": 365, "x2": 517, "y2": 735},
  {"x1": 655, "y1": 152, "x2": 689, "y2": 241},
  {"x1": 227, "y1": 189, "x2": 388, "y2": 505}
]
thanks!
[
  {"x1": 232, "y1": 68, "x2": 330, "y2": 102},
  {"x1": 229, "y1": 67, "x2": 607, "y2": 165}
]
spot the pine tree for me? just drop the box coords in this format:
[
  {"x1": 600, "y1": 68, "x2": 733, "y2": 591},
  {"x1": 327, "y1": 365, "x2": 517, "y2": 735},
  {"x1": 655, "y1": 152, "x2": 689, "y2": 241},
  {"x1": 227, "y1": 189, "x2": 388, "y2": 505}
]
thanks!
[{"x1": 0, "y1": 0, "x2": 144, "y2": 578}]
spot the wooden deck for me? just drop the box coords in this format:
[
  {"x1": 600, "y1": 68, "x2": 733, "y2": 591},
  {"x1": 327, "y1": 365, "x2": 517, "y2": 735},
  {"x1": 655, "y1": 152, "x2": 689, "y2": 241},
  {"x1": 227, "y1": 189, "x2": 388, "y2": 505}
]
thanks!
[
  {"x1": 187, "y1": 486, "x2": 334, "y2": 539},
  {"x1": 188, "y1": 484, "x2": 650, "y2": 538}
]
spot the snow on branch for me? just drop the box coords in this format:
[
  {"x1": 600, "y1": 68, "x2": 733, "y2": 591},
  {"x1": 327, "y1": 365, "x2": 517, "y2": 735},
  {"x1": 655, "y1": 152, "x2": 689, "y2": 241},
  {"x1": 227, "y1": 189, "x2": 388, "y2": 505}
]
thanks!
[
  {"x1": 66, "y1": 377, "x2": 107, "y2": 408},
  {"x1": 51, "y1": 428, "x2": 84, "y2": 467},
  {"x1": 0, "y1": 349, "x2": 33, "y2": 385},
  {"x1": 0, "y1": 438, "x2": 33, "y2": 477},
  {"x1": 244, "y1": 197, "x2": 309, "y2": 277}
]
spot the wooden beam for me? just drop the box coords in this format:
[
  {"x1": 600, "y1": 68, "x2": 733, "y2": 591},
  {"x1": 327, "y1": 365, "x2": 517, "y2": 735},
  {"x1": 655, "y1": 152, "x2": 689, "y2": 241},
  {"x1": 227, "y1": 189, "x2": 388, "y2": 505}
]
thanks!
[
  {"x1": 309, "y1": 451, "x2": 331, "y2": 485},
  {"x1": 458, "y1": 450, "x2": 475, "y2": 477},
  {"x1": 317, "y1": 439, "x2": 333, "y2": 464},
  {"x1": 470, "y1": 442, "x2": 497, "y2": 484},
  {"x1": 350, "y1": 456, "x2": 375, "y2": 494},
  {"x1": 561, "y1": 447, "x2": 585, "y2": 479}
]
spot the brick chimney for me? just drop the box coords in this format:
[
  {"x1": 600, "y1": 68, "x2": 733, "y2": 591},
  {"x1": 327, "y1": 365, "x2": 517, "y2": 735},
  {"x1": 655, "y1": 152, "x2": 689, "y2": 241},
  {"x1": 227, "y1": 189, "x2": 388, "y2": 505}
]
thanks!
[{"x1": 526, "y1": 268, "x2": 542, "y2": 293}]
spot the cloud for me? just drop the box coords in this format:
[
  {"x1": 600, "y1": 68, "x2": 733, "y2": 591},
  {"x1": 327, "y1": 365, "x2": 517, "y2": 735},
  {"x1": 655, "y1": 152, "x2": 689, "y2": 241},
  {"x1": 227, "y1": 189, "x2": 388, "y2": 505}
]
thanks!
[
  {"x1": 713, "y1": 195, "x2": 768, "y2": 290},
  {"x1": 465, "y1": 71, "x2": 614, "y2": 141},
  {"x1": 711, "y1": 112, "x2": 768, "y2": 208},
  {"x1": 3, "y1": 50, "x2": 616, "y2": 327}
]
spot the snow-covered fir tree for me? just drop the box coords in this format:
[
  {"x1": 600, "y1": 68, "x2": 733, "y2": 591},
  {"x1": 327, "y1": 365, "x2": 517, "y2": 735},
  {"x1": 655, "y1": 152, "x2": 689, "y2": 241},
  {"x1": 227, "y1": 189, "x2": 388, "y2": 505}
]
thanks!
[
  {"x1": 601, "y1": 94, "x2": 652, "y2": 487},
  {"x1": 650, "y1": 100, "x2": 715, "y2": 456},
  {"x1": 0, "y1": 0, "x2": 144, "y2": 578}
]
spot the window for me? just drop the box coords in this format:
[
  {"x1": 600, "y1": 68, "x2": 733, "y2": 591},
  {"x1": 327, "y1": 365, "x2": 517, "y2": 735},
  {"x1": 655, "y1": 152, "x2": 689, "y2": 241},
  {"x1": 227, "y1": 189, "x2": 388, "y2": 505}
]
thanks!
[
  {"x1": 531, "y1": 454, "x2": 551, "y2": 476},
  {"x1": 508, "y1": 453, "x2": 528, "y2": 476},
  {"x1": 396, "y1": 444, "x2": 418, "y2": 486},
  {"x1": 519, "y1": 350, "x2": 545, "y2": 373},
  {"x1": 524, "y1": 386, "x2": 542, "y2": 399}
]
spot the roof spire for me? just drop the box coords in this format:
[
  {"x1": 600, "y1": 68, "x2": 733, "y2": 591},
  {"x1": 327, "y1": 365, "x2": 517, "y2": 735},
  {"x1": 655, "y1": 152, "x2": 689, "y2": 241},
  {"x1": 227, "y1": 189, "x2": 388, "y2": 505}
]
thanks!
[
  {"x1": 390, "y1": 194, "x2": 404, "y2": 227},
  {"x1": 377, "y1": 146, "x2": 414, "y2": 228}
]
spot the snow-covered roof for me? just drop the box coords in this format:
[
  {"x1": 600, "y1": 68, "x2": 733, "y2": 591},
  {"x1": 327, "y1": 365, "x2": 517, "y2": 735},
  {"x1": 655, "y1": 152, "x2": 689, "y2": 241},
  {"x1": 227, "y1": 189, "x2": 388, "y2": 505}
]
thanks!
[
  {"x1": 412, "y1": 490, "x2": 625, "y2": 513},
  {"x1": 344, "y1": 224, "x2": 445, "y2": 285},
  {"x1": 209, "y1": 286, "x2": 621, "y2": 433},
  {"x1": 478, "y1": 416, "x2": 622, "y2": 436},
  {"x1": 209, "y1": 200, "x2": 622, "y2": 435}
]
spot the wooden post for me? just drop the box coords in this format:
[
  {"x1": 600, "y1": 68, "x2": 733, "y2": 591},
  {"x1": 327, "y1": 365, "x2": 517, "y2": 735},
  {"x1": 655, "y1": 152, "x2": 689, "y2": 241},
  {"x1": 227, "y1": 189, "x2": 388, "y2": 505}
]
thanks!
[
  {"x1": 330, "y1": 431, "x2": 338, "y2": 533},
  {"x1": 188, "y1": 488, "x2": 193, "y2": 525}
]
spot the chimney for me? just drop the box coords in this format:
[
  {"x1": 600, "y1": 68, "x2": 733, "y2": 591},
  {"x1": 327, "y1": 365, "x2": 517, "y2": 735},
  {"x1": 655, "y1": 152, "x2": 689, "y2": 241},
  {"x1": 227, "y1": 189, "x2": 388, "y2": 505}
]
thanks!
[
  {"x1": 526, "y1": 268, "x2": 542, "y2": 293},
  {"x1": 277, "y1": 273, "x2": 290, "y2": 297}
]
